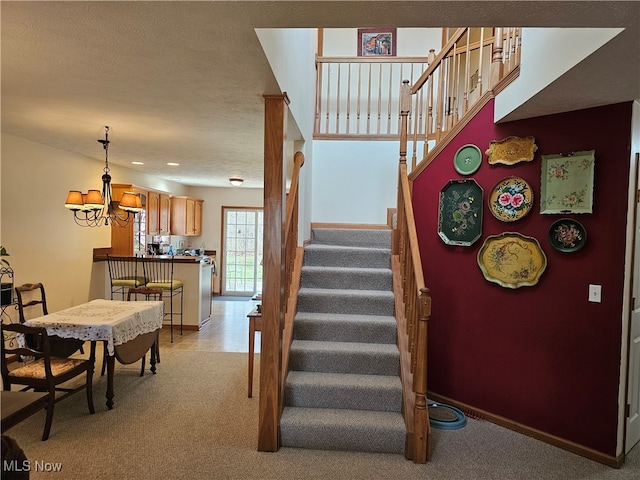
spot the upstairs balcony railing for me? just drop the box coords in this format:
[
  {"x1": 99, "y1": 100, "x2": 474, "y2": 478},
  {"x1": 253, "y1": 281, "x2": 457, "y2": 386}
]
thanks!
[{"x1": 315, "y1": 27, "x2": 521, "y2": 169}]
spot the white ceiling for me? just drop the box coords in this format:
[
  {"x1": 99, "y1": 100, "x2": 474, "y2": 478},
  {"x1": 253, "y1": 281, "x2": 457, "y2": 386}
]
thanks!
[{"x1": 2, "y1": 1, "x2": 639, "y2": 188}]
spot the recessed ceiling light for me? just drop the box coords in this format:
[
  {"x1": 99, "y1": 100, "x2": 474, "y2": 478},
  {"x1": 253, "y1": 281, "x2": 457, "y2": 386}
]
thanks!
[
  {"x1": 131, "y1": 161, "x2": 144, "y2": 165},
  {"x1": 167, "y1": 162, "x2": 180, "y2": 166}
]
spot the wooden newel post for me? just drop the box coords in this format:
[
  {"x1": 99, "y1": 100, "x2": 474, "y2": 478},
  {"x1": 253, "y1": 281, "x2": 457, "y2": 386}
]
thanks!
[
  {"x1": 413, "y1": 287, "x2": 432, "y2": 463},
  {"x1": 258, "y1": 94, "x2": 288, "y2": 452}
]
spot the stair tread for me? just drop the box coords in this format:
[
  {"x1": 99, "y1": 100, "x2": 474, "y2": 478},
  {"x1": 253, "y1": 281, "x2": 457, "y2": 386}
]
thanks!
[
  {"x1": 305, "y1": 244, "x2": 390, "y2": 254},
  {"x1": 298, "y1": 287, "x2": 394, "y2": 296},
  {"x1": 286, "y1": 370, "x2": 401, "y2": 388},
  {"x1": 281, "y1": 406, "x2": 404, "y2": 429},
  {"x1": 291, "y1": 339, "x2": 398, "y2": 353},
  {"x1": 295, "y1": 311, "x2": 396, "y2": 323},
  {"x1": 302, "y1": 265, "x2": 391, "y2": 273}
]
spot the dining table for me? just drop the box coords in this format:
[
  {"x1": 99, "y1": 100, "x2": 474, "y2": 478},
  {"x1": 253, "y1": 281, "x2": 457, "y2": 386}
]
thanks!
[{"x1": 24, "y1": 298, "x2": 163, "y2": 409}]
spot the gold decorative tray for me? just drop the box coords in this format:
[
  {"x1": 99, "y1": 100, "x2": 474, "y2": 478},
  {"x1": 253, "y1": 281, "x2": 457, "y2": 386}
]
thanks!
[
  {"x1": 477, "y1": 232, "x2": 547, "y2": 289},
  {"x1": 485, "y1": 136, "x2": 538, "y2": 165}
]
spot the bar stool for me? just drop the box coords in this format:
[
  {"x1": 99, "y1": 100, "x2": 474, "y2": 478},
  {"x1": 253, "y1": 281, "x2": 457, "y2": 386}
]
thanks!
[
  {"x1": 141, "y1": 257, "x2": 183, "y2": 342},
  {"x1": 106, "y1": 255, "x2": 146, "y2": 300}
]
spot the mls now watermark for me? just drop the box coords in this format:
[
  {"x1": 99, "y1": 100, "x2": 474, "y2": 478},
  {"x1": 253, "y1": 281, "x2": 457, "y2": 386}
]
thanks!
[{"x1": 3, "y1": 459, "x2": 63, "y2": 472}]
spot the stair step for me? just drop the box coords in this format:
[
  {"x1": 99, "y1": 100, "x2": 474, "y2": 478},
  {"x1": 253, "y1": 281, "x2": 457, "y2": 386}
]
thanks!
[
  {"x1": 280, "y1": 406, "x2": 405, "y2": 454},
  {"x1": 297, "y1": 287, "x2": 394, "y2": 316},
  {"x1": 289, "y1": 340, "x2": 399, "y2": 375},
  {"x1": 285, "y1": 371, "x2": 402, "y2": 411},
  {"x1": 311, "y1": 228, "x2": 392, "y2": 249},
  {"x1": 294, "y1": 312, "x2": 397, "y2": 344},
  {"x1": 303, "y1": 244, "x2": 390, "y2": 269},
  {"x1": 301, "y1": 266, "x2": 392, "y2": 291}
]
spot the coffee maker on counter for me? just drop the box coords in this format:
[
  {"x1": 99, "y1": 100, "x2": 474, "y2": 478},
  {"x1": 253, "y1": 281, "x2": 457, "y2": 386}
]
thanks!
[{"x1": 148, "y1": 235, "x2": 171, "y2": 255}]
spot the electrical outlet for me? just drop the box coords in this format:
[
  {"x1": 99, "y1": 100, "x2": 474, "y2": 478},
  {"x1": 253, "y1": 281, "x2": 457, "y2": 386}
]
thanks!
[{"x1": 589, "y1": 284, "x2": 602, "y2": 303}]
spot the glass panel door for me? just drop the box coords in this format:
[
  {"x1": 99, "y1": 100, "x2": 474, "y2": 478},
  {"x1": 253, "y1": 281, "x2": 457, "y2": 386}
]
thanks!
[{"x1": 222, "y1": 207, "x2": 263, "y2": 296}]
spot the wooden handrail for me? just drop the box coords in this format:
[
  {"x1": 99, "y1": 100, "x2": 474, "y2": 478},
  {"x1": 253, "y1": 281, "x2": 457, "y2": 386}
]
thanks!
[
  {"x1": 393, "y1": 27, "x2": 521, "y2": 463},
  {"x1": 280, "y1": 152, "x2": 305, "y2": 407},
  {"x1": 408, "y1": 27, "x2": 521, "y2": 169},
  {"x1": 394, "y1": 96, "x2": 432, "y2": 462}
]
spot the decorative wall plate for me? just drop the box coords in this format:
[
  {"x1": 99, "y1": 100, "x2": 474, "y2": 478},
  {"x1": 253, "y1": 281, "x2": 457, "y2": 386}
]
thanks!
[
  {"x1": 477, "y1": 232, "x2": 547, "y2": 288},
  {"x1": 485, "y1": 136, "x2": 538, "y2": 165},
  {"x1": 438, "y1": 179, "x2": 483, "y2": 246},
  {"x1": 548, "y1": 218, "x2": 587, "y2": 253},
  {"x1": 488, "y1": 176, "x2": 534, "y2": 222},
  {"x1": 540, "y1": 150, "x2": 595, "y2": 214},
  {"x1": 454, "y1": 144, "x2": 482, "y2": 175}
]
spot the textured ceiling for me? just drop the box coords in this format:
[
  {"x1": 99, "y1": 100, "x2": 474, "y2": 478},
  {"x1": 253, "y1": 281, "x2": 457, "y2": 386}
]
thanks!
[{"x1": 2, "y1": 1, "x2": 639, "y2": 188}]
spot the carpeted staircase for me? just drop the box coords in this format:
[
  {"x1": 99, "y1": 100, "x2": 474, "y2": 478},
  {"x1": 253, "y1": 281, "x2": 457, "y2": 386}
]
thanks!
[{"x1": 280, "y1": 227, "x2": 405, "y2": 454}]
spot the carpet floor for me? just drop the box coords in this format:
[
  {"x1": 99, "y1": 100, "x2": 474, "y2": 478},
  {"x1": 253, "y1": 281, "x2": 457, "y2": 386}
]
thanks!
[{"x1": 4, "y1": 349, "x2": 640, "y2": 480}]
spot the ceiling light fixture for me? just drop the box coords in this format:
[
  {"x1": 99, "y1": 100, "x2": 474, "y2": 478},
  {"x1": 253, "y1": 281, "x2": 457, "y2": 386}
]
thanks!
[
  {"x1": 64, "y1": 126, "x2": 144, "y2": 227},
  {"x1": 229, "y1": 177, "x2": 244, "y2": 187}
]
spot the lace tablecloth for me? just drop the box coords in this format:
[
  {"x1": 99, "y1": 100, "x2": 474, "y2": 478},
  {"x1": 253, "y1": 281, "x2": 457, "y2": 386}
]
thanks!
[{"x1": 24, "y1": 299, "x2": 164, "y2": 356}]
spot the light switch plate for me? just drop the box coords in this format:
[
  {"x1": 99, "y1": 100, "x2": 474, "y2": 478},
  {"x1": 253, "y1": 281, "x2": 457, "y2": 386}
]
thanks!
[{"x1": 589, "y1": 284, "x2": 602, "y2": 303}]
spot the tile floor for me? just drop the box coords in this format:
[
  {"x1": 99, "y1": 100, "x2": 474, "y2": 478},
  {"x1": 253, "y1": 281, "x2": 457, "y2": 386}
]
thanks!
[{"x1": 157, "y1": 296, "x2": 260, "y2": 353}]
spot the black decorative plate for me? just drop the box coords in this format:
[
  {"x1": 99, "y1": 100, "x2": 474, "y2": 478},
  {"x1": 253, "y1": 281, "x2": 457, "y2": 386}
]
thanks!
[{"x1": 548, "y1": 218, "x2": 587, "y2": 253}]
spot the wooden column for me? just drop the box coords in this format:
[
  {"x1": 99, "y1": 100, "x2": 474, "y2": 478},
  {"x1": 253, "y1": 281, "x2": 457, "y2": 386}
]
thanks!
[{"x1": 258, "y1": 94, "x2": 288, "y2": 452}]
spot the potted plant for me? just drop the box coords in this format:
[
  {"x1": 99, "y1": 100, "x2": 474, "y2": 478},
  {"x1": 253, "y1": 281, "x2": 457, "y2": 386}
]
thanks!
[{"x1": 0, "y1": 246, "x2": 9, "y2": 267}]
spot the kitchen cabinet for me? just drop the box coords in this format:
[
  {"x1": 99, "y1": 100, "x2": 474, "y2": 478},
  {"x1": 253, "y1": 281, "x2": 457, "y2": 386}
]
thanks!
[
  {"x1": 147, "y1": 191, "x2": 171, "y2": 235},
  {"x1": 171, "y1": 196, "x2": 203, "y2": 236}
]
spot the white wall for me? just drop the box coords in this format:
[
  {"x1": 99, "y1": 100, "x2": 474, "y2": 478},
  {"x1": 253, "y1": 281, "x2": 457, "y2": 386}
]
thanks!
[
  {"x1": 495, "y1": 27, "x2": 623, "y2": 122},
  {"x1": 311, "y1": 141, "x2": 398, "y2": 225},
  {"x1": 187, "y1": 185, "x2": 264, "y2": 256},
  {"x1": 256, "y1": 28, "x2": 317, "y2": 142},
  {"x1": 322, "y1": 28, "x2": 441, "y2": 57}
]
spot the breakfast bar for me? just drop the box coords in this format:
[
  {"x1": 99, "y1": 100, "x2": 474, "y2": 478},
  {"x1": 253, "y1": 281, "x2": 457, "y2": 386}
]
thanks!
[{"x1": 91, "y1": 252, "x2": 213, "y2": 331}]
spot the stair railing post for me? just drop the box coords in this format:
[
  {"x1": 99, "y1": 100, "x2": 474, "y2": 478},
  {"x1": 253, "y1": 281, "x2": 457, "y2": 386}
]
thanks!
[
  {"x1": 413, "y1": 287, "x2": 432, "y2": 462},
  {"x1": 259, "y1": 94, "x2": 288, "y2": 452}
]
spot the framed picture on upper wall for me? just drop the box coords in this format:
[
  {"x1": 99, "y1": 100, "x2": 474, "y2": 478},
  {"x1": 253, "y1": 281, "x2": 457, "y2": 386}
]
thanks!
[{"x1": 357, "y1": 28, "x2": 397, "y2": 56}]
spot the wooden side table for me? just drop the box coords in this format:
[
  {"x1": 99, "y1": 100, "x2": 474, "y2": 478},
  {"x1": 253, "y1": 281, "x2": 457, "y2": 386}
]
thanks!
[{"x1": 247, "y1": 306, "x2": 262, "y2": 398}]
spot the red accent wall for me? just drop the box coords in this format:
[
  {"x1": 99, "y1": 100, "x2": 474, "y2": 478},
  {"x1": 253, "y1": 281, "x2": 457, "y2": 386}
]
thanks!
[{"x1": 413, "y1": 100, "x2": 633, "y2": 456}]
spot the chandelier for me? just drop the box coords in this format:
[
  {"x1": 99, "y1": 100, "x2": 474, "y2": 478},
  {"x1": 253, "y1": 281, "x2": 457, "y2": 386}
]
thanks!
[{"x1": 64, "y1": 126, "x2": 144, "y2": 227}]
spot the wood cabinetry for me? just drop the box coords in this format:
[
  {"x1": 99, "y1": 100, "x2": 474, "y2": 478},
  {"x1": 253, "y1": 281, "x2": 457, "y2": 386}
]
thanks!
[
  {"x1": 147, "y1": 191, "x2": 171, "y2": 235},
  {"x1": 110, "y1": 184, "x2": 137, "y2": 255},
  {"x1": 171, "y1": 196, "x2": 204, "y2": 236}
]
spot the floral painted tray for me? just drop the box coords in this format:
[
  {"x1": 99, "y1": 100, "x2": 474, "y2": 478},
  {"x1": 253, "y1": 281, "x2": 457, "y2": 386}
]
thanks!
[
  {"x1": 540, "y1": 150, "x2": 595, "y2": 214},
  {"x1": 488, "y1": 176, "x2": 534, "y2": 222},
  {"x1": 477, "y1": 232, "x2": 547, "y2": 288},
  {"x1": 438, "y1": 179, "x2": 483, "y2": 246},
  {"x1": 548, "y1": 218, "x2": 587, "y2": 253}
]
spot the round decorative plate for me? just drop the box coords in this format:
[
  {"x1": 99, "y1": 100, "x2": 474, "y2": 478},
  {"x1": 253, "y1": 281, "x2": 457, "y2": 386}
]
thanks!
[
  {"x1": 488, "y1": 176, "x2": 534, "y2": 222},
  {"x1": 548, "y1": 218, "x2": 587, "y2": 253},
  {"x1": 453, "y1": 144, "x2": 482, "y2": 175},
  {"x1": 477, "y1": 232, "x2": 547, "y2": 289}
]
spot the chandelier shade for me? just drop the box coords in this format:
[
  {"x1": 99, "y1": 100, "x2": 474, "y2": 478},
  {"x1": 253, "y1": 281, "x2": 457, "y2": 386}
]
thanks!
[{"x1": 65, "y1": 126, "x2": 144, "y2": 227}]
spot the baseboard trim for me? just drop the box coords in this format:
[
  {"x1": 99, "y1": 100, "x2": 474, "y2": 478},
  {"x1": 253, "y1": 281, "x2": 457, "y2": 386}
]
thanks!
[
  {"x1": 427, "y1": 392, "x2": 624, "y2": 468},
  {"x1": 311, "y1": 222, "x2": 391, "y2": 230}
]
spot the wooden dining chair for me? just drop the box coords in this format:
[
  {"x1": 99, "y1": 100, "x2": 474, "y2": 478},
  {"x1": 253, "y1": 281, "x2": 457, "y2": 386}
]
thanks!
[
  {"x1": 126, "y1": 287, "x2": 163, "y2": 376},
  {"x1": 0, "y1": 323, "x2": 95, "y2": 440},
  {"x1": 15, "y1": 283, "x2": 85, "y2": 357}
]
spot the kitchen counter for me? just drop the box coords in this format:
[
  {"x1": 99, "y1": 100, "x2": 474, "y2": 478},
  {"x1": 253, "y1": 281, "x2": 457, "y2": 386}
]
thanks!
[
  {"x1": 91, "y1": 251, "x2": 214, "y2": 330},
  {"x1": 93, "y1": 253, "x2": 210, "y2": 264}
]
